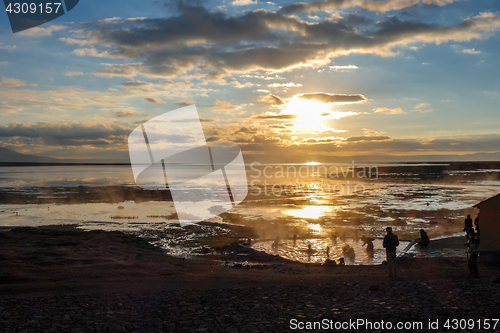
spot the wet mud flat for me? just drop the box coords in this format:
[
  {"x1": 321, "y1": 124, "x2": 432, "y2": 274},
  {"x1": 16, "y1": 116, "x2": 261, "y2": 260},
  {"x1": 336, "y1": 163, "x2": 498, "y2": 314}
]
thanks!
[{"x1": 0, "y1": 186, "x2": 173, "y2": 205}]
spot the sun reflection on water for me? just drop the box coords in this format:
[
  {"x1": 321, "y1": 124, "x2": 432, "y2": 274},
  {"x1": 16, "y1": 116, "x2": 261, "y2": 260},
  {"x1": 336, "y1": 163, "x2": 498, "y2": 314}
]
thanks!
[
  {"x1": 283, "y1": 205, "x2": 330, "y2": 219},
  {"x1": 308, "y1": 223, "x2": 322, "y2": 232},
  {"x1": 252, "y1": 238, "x2": 409, "y2": 265}
]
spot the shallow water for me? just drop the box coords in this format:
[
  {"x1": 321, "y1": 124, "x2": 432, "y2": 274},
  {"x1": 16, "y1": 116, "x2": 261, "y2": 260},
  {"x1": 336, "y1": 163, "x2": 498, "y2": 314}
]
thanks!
[
  {"x1": 0, "y1": 201, "x2": 179, "y2": 231},
  {"x1": 0, "y1": 163, "x2": 498, "y2": 264},
  {"x1": 252, "y1": 238, "x2": 409, "y2": 265}
]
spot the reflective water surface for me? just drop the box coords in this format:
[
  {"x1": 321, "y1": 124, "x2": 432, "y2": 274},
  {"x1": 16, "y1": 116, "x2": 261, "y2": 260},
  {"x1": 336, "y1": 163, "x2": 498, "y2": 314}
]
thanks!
[{"x1": 0, "y1": 163, "x2": 498, "y2": 264}]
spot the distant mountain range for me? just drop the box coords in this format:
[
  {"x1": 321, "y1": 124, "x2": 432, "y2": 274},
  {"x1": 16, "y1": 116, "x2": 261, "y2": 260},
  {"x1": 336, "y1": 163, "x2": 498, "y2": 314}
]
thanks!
[
  {"x1": 1, "y1": 146, "x2": 500, "y2": 165},
  {"x1": 0, "y1": 147, "x2": 59, "y2": 163},
  {"x1": 0, "y1": 147, "x2": 130, "y2": 164}
]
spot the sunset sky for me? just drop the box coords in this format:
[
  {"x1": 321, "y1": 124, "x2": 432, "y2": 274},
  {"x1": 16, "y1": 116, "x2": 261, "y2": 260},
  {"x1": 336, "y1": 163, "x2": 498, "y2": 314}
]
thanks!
[{"x1": 1, "y1": 0, "x2": 500, "y2": 162}]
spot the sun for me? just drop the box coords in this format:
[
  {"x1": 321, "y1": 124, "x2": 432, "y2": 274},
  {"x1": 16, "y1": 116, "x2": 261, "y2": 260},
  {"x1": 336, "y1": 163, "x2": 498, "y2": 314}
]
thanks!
[{"x1": 283, "y1": 97, "x2": 330, "y2": 130}]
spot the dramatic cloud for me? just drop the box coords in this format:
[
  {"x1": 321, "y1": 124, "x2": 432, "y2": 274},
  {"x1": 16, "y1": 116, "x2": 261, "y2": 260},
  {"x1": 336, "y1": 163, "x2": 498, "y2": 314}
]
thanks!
[
  {"x1": 329, "y1": 65, "x2": 358, "y2": 70},
  {"x1": 65, "y1": 71, "x2": 84, "y2": 76},
  {"x1": 111, "y1": 110, "x2": 141, "y2": 118},
  {"x1": 232, "y1": 0, "x2": 257, "y2": 5},
  {"x1": 346, "y1": 135, "x2": 391, "y2": 141},
  {"x1": 66, "y1": 4, "x2": 500, "y2": 81},
  {"x1": 452, "y1": 44, "x2": 482, "y2": 54},
  {"x1": 0, "y1": 44, "x2": 16, "y2": 52},
  {"x1": 2, "y1": 0, "x2": 499, "y2": 162},
  {"x1": 253, "y1": 113, "x2": 299, "y2": 119},
  {"x1": 413, "y1": 102, "x2": 433, "y2": 113},
  {"x1": 175, "y1": 100, "x2": 195, "y2": 106},
  {"x1": 0, "y1": 102, "x2": 23, "y2": 115},
  {"x1": 211, "y1": 100, "x2": 241, "y2": 112},
  {"x1": 19, "y1": 25, "x2": 65, "y2": 36},
  {"x1": 0, "y1": 121, "x2": 131, "y2": 146},
  {"x1": 462, "y1": 48, "x2": 481, "y2": 54},
  {"x1": 374, "y1": 107, "x2": 405, "y2": 114},
  {"x1": 0, "y1": 80, "x2": 212, "y2": 122},
  {"x1": 268, "y1": 82, "x2": 302, "y2": 88},
  {"x1": 297, "y1": 93, "x2": 366, "y2": 104},
  {"x1": 232, "y1": 132, "x2": 500, "y2": 161},
  {"x1": 95, "y1": 63, "x2": 143, "y2": 77},
  {"x1": 258, "y1": 94, "x2": 285, "y2": 105},
  {"x1": 142, "y1": 97, "x2": 166, "y2": 104},
  {"x1": 278, "y1": 0, "x2": 459, "y2": 15},
  {"x1": 0, "y1": 77, "x2": 24, "y2": 87},
  {"x1": 120, "y1": 80, "x2": 154, "y2": 88},
  {"x1": 171, "y1": 118, "x2": 215, "y2": 123}
]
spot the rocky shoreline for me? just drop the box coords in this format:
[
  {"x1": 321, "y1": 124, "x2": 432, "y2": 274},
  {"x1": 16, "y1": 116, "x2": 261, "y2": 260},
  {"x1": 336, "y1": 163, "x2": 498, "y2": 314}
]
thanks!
[{"x1": 1, "y1": 226, "x2": 500, "y2": 332}]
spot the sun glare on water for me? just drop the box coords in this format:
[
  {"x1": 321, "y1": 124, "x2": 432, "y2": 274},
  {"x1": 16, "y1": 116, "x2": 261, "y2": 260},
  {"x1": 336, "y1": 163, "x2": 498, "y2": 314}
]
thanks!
[{"x1": 285, "y1": 205, "x2": 328, "y2": 219}]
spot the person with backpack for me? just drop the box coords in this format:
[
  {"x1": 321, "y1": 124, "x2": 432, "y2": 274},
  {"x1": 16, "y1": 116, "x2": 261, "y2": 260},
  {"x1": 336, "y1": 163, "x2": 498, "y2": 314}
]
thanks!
[
  {"x1": 465, "y1": 228, "x2": 480, "y2": 278},
  {"x1": 383, "y1": 227, "x2": 399, "y2": 278}
]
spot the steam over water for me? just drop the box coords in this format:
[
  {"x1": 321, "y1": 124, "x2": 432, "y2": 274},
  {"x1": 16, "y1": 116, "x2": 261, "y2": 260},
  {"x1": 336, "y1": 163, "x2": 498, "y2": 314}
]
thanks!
[{"x1": 0, "y1": 162, "x2": 499, "y2": 264}]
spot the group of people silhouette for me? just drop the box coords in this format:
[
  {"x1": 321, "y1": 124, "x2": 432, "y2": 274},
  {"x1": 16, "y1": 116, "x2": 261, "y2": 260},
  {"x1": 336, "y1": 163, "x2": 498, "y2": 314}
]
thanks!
[
  {"x1": 267, "y1": 224, "x2": 435, "y2": 272},
  {"x1": 262, "y1": 212, "x2": 479, "y2": 278}
]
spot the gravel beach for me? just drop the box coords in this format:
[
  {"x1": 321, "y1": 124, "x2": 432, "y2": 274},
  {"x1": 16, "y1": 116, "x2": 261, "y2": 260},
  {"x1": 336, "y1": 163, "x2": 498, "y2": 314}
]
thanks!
[{"x1": 1, "y1": 227, "x2": 500, "y2": 332}]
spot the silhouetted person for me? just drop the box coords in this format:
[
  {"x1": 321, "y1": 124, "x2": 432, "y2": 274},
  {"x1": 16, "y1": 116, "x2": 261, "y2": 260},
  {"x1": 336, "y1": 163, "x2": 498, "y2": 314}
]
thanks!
[
  {"x1": 342, "y1": 244, "x2": 355, "y2": 259},
  {"x1": 293, "y1": 234, "x2": 297, "y2": 246},
  {"x1": 338, "y1": 257, "x2": 345, "y2": 265},
  {"x1": 323, "y1": 258, "x2": 336, "y2": 266},
  {"x1": 474, "y1": 213, "x2": 480, "y2": 237},
  {"x1": 326, "y1": 246, "x2": 330, "y2": 258},
  {"x1": 271, "y1": 236, "x2": 280, "y2": 249},
  {"x1": 418, "y1": 229, "x2": 430, "y2": 249},
  {"x1": 361, "y1": 236, "x2": 374, "y2": 252},
  {"x1": 465, "y1": 228, "x2": 480, "y2": 278},
  {"x1": 464, "y1": 214, "x2": 473, "y2": 240},
  {"x1": 330, "y1": 233, "x2": 337, "y2": 243},
  {"x1": 383, "y1": 227, "x2": 399, "y2": 278},
  {"x1": 306, "y1": 244, "x2": 315, "y2": 260}
]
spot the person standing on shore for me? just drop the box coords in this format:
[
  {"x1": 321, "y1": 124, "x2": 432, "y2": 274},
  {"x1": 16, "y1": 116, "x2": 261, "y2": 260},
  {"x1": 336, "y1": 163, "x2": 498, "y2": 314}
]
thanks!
[
  {"x1": 383, "y1": 227, "x2": 399, "y2": 278},
  {"x1": 474, "y1": 213, "x2": 480, "y2": 238},
  {"x1": 361, "y1": 236, "x2": 375, "y2": 253},
  {"x1": 418, "y1": 229, "x2": 430, "y2": 249},
  {"x1": 465, "y1": 228, "x2": 480, "y2": 278},
  {"x1": 464, "y1": 214, "x2": 473, "y2": 240}
]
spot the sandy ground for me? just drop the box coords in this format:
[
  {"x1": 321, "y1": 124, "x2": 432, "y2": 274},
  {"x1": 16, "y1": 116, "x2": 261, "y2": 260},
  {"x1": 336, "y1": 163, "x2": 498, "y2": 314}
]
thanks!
[{"x1": 1, "y1": 227, "x2": 499, "y2": 332}]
